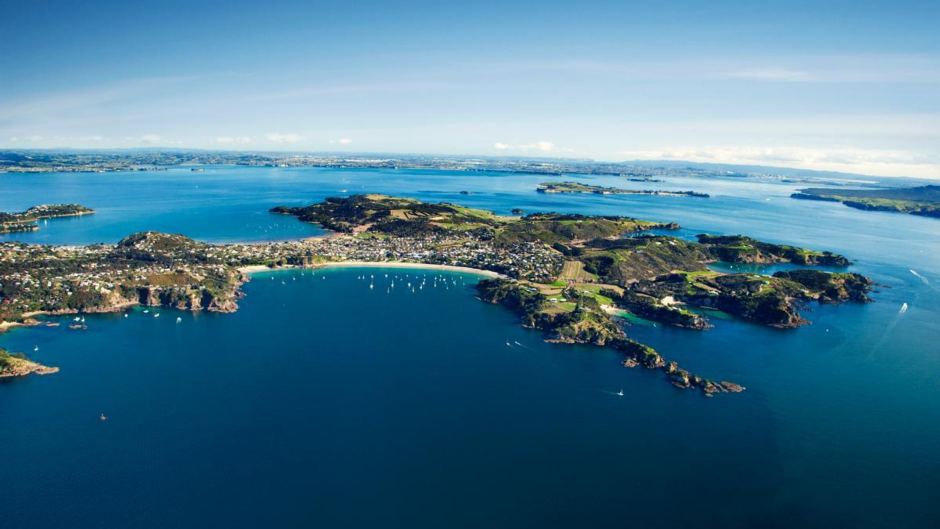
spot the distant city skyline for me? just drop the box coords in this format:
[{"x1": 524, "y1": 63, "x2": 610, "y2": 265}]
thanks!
[{"x1": 1, "y1": 0, "x2": 938, "y2": 178}]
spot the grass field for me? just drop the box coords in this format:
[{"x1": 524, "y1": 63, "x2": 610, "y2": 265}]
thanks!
[{"x1": 559, "y1": 260, "x2": 597, "y2": 282}]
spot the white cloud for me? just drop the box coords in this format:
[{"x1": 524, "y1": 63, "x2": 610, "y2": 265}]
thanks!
[
  {"x1": 265, "y1": 132, "x2": 302, "y2": 144},
  {"x1": 493, "y1": 141, "x2": 556, "y2": 153},
  {"x1": 139, "y1": 134, "x2": 162, "y2": 144},
  {"x1": 8, "y1": 135, "x2": 44, "y2": 143},
  {"x1": 723, "y1": 68, "x2": 812, "y2": 82},
  {"x1": 216, "y1": 136, "x2": 253, "y2": 145},
  {"x1": 329, "y1": 138, "x2": 353, "y2": 145},
  {"x1": 618, "y1": 146, "x2": 940, "y2": 178}
]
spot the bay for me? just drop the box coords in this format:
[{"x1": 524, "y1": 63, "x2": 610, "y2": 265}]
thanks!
[{"x1": 2, "y1": 167, "x2": 939, "y2": 528}]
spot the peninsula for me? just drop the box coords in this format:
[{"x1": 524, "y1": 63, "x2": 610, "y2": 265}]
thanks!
[
  {"x1": 537, "y1": 181, "x2": 709, "y2": 197},
  {"x1": 0, "y1": 195, "x2": 872, "y2": 393},
  {"x1": 792, "y1": 185, "x2": 940, "y2": 218},
  {"x1": 0, "y1": 204, "x2": 95, "y2": 234},
  {"x1": 0, "y1": 347, "x2": 58, "y2": 378}
]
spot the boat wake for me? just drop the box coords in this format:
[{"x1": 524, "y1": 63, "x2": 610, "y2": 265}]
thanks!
[{"x1": 910, "y1": 269, "x2": 928, "y2": 284}]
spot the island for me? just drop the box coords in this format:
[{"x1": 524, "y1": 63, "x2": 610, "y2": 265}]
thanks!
[
  {"x1": 0, "y1": 347, "x2": 58, "y2": 378},
  {"x1": 537, "y1": 181, "x2": 709, "y2": 197},
  {"x1": 0, "y1": 194, "x2": 873, "y2": 395},
  {"x1": 792, "y1": 185, "x2": 940, "y2": 219},
  {"x1": 0, "y1": 204, "x2": 95, "y2": 234}
]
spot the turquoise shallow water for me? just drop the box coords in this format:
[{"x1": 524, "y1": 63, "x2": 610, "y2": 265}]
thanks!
[{"x1": 2, "y1": 168, "x2": 939, "y2": 528}]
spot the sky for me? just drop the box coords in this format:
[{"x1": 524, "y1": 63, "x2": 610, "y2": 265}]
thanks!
[{"x1": 1, "y1": 0, "x2": 938, "y2": 178}]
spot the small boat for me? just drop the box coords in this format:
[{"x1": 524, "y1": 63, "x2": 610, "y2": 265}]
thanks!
[
  {"x1": 124, "y1": 314, "x2": 129, "y2": 318},
  {"x1": 154, "y1": 313, "x2": 160, "y2": 318},
  {"x1": 99, "y1": 413, "x2": 107, "y2": 421},
  {"x1": 176, "y1": 316, "x2": 182, "y2": 323},
  {"x1": 616, "y1": 390, "x2": 624, "y2": 397},
  {"x1": 73, "y1": 316, "x2": 81, "y2": 322},
  {"x1": 143, "y1": 309, "x2": 150, "y2": 314},
  {"x1": 899, "y1": 303, "x2": 909, "y2": 314},
  {"x1": 33, "y1": 346, "x2": 39, "y2": 352}
]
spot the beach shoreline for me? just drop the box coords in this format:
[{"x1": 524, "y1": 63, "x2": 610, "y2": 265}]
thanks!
[{"x1": 237, "y1": 261, "x2": 503, "y2": 278}]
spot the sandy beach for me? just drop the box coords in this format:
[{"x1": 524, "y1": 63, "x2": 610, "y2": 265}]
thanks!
[
  {"x1": 236, "y1": 264, "x2": 292, "y2": 274},
  {"x1": 238, "y1": 261, "x2": 502, "y2": 278}
]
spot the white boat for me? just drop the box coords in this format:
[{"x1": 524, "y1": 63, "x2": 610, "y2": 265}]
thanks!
[
  {"x1": 616, "y1": 390, "x2": 624, "y2": 396},
  {"x1": 899, "y1": 303, "x2": 909, "y2": 314},
  {"x1": 176, "y1": 316, "x2": 182, "y2": 323}
]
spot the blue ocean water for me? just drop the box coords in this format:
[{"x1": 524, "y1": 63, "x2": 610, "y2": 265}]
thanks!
[{"x1": 2, "y1": 167, "x2": 939, "y2": 528}]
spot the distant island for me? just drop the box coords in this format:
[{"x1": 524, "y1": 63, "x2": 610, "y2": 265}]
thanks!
[
  {"x1": 537, "y1": 181, "x2": 709, "y2": 197},
  {"x1": 0, "y1": 194, "x2": 872, "y2": 393},
  {"x1": 0, "y1": 204, "x2": 94, "y2": 234},
  {"x1": 792, "y1": 185, "x2": 940, "y2": 219}
]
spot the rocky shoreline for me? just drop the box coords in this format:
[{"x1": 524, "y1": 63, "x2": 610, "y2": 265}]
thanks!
[
  {"x1": 476, "y1": 278, "x2": 745, "y2": 396},
  {"x1": 0, "y1": 347, "x2": 58, "y2": 379}
]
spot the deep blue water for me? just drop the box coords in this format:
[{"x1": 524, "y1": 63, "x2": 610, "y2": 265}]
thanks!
[{"x1": 2, "y1": 167, "x2": 939, "y2": 528}]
